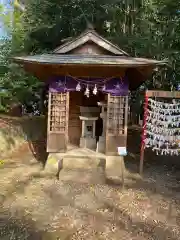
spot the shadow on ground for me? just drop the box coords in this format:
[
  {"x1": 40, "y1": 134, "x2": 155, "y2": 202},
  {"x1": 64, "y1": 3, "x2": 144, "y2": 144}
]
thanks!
[
  {"x1": 41, "y1": 174, "x2": 180, "y2": 240},
  {"x1": 126, "y1": 127, "x2": 180, "y2": 173},
  {"x1": 20, "y1": 116, "x2": 49, "y2": 168},
  {"x1": 0, "y1": 210, "x2": 51, "y2": 240},
  {"x1": 0, "y1": 115, "x2": 49, "y2": 167}
]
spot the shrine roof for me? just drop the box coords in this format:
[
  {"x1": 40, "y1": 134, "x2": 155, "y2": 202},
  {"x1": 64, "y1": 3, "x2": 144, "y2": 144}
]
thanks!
[
  {"x1": 13, "y1": 54, "x2": 166, "y2": 67},
  {"x1": 53, "y1": 28, "x2": 129, "y2": 56}
]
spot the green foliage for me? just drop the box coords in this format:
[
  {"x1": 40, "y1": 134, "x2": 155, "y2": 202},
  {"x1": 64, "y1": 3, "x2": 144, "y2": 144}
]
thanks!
[
  {"x1": 0, "y1": 2, "x2": 42, "y2": 111},
  {"x1": 0, "y1": 0, "x2": 180, "y2": 113},
  {"x1": 23, "y1": 0, "x2": 112, "y2": 52},
  {"x1": 22, "y1": 0, "x2": 180, "y2": 89}
]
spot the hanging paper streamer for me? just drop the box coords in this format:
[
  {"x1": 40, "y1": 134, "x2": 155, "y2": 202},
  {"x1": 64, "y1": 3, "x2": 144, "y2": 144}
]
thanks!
[
  {"x1": 144, "y1": 98, "x2": 180, "y2": 156},
  {"x1": 85, "y1": 85, "x2": 90, "y2": 98},
  {"x1": 76, "y1": 82, "x2": 81, "y2": 91},
  {"x1": 93, "y1": 84, "x2": 98, "y2": 95}
]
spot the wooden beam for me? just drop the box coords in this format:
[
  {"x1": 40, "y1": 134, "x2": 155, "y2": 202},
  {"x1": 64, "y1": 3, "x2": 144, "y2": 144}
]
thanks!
[
  {"x1": 146, "y1": 90, "x2": 180, "y2": 98},
  {"x1": 23, "y1": 62, "x2": 157, "y2": 90}
]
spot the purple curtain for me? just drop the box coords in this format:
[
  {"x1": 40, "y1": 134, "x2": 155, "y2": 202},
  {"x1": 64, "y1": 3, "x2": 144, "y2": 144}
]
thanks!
[
  {"x1": 102, "y1": 77, "x2": 129, "y2": 96},
  {"x1": 49, "y1": 76, "x2": 129, "y2": 96}
]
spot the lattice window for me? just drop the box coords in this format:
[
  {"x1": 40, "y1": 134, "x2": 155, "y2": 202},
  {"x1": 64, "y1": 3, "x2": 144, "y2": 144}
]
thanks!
[
  {"x1": 48, "y1": 92, "x2": 69, "y2": 133},
  {"x1": 107, "y1": 95, "x2": 128, "y2": 135}
]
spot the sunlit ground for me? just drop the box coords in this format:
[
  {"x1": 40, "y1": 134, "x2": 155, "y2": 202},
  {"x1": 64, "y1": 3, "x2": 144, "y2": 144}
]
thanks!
[{"x1": 0, "y1": 144, "x2": 180, "y2": 240}]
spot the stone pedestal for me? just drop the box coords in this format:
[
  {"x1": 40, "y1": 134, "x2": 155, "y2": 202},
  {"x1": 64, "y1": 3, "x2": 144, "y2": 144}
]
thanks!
[
  {"x1": 79, "y1": 116, "x2": 98, "y2": 150},
  {"x1": 80, "y1": 137, "x2": 97, "y2": 149},
  {"x1": 96, "y1": 136, "x2": 106, "y2": 153},
  {"x1": 106, "y1": 156, "x2": 125, "y2": 180}
]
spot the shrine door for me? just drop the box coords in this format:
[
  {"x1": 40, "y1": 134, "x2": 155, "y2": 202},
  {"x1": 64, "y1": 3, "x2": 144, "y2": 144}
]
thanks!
[
  {"x1": 47, "y1": 92, "x2": 69, "y2": 152},
  {"x1": 106, "y1": 94, "x2": 128, "y2": 155}
]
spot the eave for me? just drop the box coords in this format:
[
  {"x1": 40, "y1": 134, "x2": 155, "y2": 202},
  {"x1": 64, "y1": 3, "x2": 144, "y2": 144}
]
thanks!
[
  {"x1": 13, "y1": 54, "x2": 166, "y2": 67},
  {"x1": 12, "y1": 54, "x2": 167, "y2": 91}
]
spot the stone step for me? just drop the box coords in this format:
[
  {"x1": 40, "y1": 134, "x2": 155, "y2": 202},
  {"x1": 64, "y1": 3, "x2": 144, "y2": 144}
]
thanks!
[
  {"x1": 44, "y1": 155, "x2": 107, "y2": 184},
  {"x1": 45, "y1": 155, "x2": 105, "y2": 171},
  {"x1": 57, "y1": 168, "x2": 106, "y2": 184},
  {"x1": 43, "y1": 152, "x2": 142, "y2": 187},
  {"x1": 45, "y1": 153, "x2": 125, "y2": 178}
]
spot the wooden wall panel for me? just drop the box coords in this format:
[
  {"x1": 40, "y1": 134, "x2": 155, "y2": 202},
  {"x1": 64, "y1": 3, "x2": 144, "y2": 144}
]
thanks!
[
  {"x1": 47, "y1": 132, "x2": 66, "y2": 153},
  {"x1": 47, "y1": 92, "x2": 69, "y2": 153},
  {"x1": 106, "y1": 135, "x2": 127, "y2": 155}
]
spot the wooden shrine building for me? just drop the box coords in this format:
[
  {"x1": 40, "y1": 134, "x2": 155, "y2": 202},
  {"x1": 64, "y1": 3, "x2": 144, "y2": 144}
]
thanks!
[{"x1": 13, "y1": 27, "x2": 166, "y2": 156}]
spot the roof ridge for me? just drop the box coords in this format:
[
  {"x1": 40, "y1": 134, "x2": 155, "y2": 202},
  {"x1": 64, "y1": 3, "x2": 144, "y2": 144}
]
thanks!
[
  {"x1": 52, "y1": 29, "x2": 95, "y2": 53},
  {"x1": 53, "y1": 29, "x2": 129, "y2": 56},
  {"x1": 89, "y1": 31, "x2": 129, "y2": 56}
]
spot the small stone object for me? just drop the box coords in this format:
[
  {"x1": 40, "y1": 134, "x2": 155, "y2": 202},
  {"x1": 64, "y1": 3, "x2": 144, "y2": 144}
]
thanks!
[
  {"x1": 0, "y1": 160, "x2": 5, "y2": 166},
  {"x1": 45, "y1": 155, "x2": 59, "y2": 174},
  {"x1": 48, "y1": 157, "x2": 57, "y2": 165}
]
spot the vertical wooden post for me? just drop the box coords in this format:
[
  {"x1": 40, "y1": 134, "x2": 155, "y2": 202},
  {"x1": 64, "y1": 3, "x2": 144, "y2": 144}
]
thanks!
[
  {"x1": 121, "y1": 157, "x2": 125, "y2": 189},
  {"x1": 93, "y1": 121, "x2": 96, "y2": 138},
  {"x1": 47, "y1": 92, "x2": 52, "y2": 133},
  {"x1": 139, "y1": 91, "x2": 148, "y2": 175},
  {"x1": 105, "y1": 94, "x2": 110, "y2": 154},
  {"x1": 124, "y1": 96, "x2": 128, "y2": 142},
  {"x1": 65, "y1": 92, "x2": 70, "y2": 145},
  {"x1": 82, "y1": 120, "x2": 85, "y2": 137}
]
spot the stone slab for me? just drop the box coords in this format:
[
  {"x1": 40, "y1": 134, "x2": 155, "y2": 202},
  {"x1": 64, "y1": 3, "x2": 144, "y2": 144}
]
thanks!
[
  {"x1": 96, "y1": 137, "x2": 106, "y2": 153},
  {"x1": 106, "y1": 155, "x2": 125, "y2": 178}
]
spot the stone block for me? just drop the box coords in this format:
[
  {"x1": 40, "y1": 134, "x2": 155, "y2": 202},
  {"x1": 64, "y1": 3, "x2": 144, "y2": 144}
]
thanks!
[
  {"x1": 96, "y1": 136, "x2": 106, "y2": 153},
  {"x1": 106, "y1": 155, "x2": 125, "y2": 178},
  {"x1": 80, "y1": 137, "x2": 97, "y2": 150}
]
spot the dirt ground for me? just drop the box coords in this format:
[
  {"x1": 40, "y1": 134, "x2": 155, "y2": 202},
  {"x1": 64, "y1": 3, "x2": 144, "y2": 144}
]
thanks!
[{"x1": 0, "y1": 140, "x2": 180, "y2": 240}]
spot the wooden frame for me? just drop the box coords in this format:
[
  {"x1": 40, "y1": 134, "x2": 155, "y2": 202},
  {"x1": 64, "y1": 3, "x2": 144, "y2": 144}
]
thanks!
[
  {"x1": 140, "y1": 90, "x2": 180, "y2": 175},
  {"x1": 47, "y1": 92, "x2": 69, "y2": 152},
  {"x1": 106, "y1": 94, "x2": 128, "y2": 155},
  {"x1": 146, "y1": 90, "x2": 180, "y2": 98}
]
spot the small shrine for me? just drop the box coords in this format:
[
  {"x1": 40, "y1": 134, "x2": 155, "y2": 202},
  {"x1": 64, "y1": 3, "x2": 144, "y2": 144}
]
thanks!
[
  {"x1": 13, "y1": 26, "x2": 166, "y2": 155},
  {"x1": 79, "y1": 106, "x2": 100, "y2": 150}
]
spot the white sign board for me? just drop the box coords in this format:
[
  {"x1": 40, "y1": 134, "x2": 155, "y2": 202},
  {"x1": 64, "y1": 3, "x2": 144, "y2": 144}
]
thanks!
[{"x1": 118, "y1": 147, "x2": 127, "y2": 156}]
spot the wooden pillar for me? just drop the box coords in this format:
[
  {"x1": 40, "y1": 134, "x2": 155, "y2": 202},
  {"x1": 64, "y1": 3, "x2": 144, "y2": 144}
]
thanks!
[{"x1": 82, "y1": 120, "x2": 85, "y2": 137}]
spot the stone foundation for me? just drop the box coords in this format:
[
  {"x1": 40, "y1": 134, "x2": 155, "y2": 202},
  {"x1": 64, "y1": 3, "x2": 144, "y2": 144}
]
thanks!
[
  {"x1": 80, "y1": 137, "x2": 97, "y2": 150},
  {"x1": 96, "y1": 136, "x2": 106, "y2": 153},
  {"x1": 45, "y1": 150, "x2": 125, "y2": 180},
  {"x1": 106, "y1": 155, "x2": 125, "y2": 178}
]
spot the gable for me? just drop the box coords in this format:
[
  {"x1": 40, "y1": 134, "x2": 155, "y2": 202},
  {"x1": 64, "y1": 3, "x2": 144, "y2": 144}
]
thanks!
[
  {"x1": 53, "y1": 30, "x2": 129, "y2": 56},
  {"x1": 68, "y1": 42, "x2": 116, "y2": 55}
]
